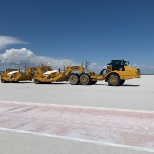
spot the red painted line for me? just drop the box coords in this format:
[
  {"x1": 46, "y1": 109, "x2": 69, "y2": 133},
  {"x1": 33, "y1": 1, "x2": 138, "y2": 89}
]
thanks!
[{"x1": 0, "y1": 101, "x2": 154, "y2": 150}]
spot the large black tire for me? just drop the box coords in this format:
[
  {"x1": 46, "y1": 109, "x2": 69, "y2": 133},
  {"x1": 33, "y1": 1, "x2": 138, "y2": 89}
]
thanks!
[
  {"x1": 34, "y1": 79, "x2": 41, "y2": 84},
  {"x1": 1, "y1": 79, "x2": 6, "y2": 83},
  {"x1": 11, "y1": 81, "x2": 19, "y2": 83},
  {"x1": 119, "y1": 80, "x2": 125, "y2": 86},
  {"x1": 70, "y1": 74, "x2": 79, "y2": 85},
  {"x1": 90, "y1": 81, "x2": 97, "y2": 85},
  {"x1": 79, "y1": 74, "x2": 91, "y2": 85},
  {"x1": 108, "y1": 74, "x2": 121, "y2": 86}
]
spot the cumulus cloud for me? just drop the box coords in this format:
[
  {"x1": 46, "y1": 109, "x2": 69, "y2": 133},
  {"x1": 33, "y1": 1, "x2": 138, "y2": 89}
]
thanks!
[
  {"x1": 0, "y1": 36, "x2": 27, "y2": 50},
  {"x1": 91, "y1": 62, "x2": 98, "y2": 66},
  {"x1": 0, "y1": 48, "x2": 153, "y2": 74},
  {"x1": 0, "y1": 48, "x2": 78, "y2": 70}
]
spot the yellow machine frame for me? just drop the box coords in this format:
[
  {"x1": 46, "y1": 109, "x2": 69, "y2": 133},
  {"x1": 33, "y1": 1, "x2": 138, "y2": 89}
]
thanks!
[
  {"x1": 1, "y1": 67, "x2": 37, "y2": 83},
  {"x1": 1, "y1": 60, "x2": 140, "y2": 86}
]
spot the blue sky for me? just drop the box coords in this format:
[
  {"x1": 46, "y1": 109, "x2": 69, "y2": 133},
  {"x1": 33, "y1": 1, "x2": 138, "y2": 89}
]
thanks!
[{"x1": 0, "y1": 0, "x2": 154, "y2": 74}]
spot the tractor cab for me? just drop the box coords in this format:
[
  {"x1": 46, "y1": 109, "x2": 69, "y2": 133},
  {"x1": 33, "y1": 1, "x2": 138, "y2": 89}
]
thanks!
[{"x1": 107, "y1": 60, "x2": 129, "y2": 71}]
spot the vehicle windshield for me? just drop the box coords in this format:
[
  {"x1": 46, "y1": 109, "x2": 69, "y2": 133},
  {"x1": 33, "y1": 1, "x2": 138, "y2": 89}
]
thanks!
[{"x1": 108, "y1": 60, "x2": 129, "y2": 66}]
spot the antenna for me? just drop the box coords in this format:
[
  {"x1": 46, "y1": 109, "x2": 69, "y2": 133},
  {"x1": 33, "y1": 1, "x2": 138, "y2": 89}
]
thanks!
[
  {"x1": 18, "y1": 64, "x2": 20, "y2": 72},
  {"x1": 25, "y1": 63, "x2": 27, "y2": 71},
  {"x1": 82, "y1": 59, "x2": 87, "y2": 68},
  {"x1": 63, "y1": 61, "x2": 65, "y2": 71}
]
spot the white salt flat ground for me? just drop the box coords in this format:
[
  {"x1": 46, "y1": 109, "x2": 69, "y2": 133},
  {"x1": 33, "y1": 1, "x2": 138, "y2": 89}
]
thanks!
[
  {"x1": 0, "y1": 129, "x2": 152, "y2": 154},
  {"x1": 0, "y1": 75, "x2": 154, "y2": 154},
  {"x1": 0, "y1": 75, "x2": 154, "y2": 111}
]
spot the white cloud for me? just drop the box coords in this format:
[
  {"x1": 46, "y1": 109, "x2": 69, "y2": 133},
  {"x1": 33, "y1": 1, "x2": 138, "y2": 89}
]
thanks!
[
  {"x1": 0, "y1": 36, "x2": 27, "y2": 50},
  {"x1": 91, "y1": 62, "x2": 98, "y2": 66},
  {"x1": 136, "y1": 65, "x2": 154, "y2": 74},
  {"x1": 0, "y1": 48, "x2": 154, "y2": 74},
  {"x1": 0, "y1": 48, "x2": 78, "y2": 70},
  {"x1": 132, "y1": 64, "x2": 154, "y2": 69}
]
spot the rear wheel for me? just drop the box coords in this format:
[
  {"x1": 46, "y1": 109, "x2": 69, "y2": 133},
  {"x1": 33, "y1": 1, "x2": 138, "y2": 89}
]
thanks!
[
  {"x1": 79, "y1": 74, "x2": 91, "y2": 85},
  {"x1": 70, "y1": 74, "x2": 79, "y2": 85},
  {"x1": 108, "y1": 74, "x2": 120, "y2": 86},
  {"x1": 119, "y1": 80, "x2": 125, "y2": 85}
]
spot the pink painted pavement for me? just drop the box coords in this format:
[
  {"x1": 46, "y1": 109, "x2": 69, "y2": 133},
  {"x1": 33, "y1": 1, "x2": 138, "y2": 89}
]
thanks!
[{"x1": 0, "y1": 101, "x2": 154, "y2": 150}]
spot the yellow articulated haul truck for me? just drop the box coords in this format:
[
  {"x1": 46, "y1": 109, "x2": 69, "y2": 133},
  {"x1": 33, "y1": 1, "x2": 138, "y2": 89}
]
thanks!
[
  {"x1": 33, "y1": 60, "x2": 140, "y2": 86},
  {"x1": 1, "y1": 67, "x2": 37, "y2": 83},
  {"x1": 100, "y1": 60, "x2": 140, "y2": 86}
]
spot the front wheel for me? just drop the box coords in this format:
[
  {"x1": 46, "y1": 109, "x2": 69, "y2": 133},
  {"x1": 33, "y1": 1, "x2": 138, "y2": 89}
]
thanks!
[
  {"x1": 108, "y1": 74, "x2": 120, "y2": 86},
  {"x1": 79, "y1": 74, "x2": 91, "y2": 85}
]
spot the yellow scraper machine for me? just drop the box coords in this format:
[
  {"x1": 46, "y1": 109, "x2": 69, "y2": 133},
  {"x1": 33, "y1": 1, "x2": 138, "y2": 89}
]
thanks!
[
  {"x1": 1, "y1": 67, "x2": 37, "y2": 83},
  {"x1": 33, "y1": 63, "x2": 103, "y2": 85},
  {"x1": 33, "y1": 60, "x2": 140, "y2": 86}
]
